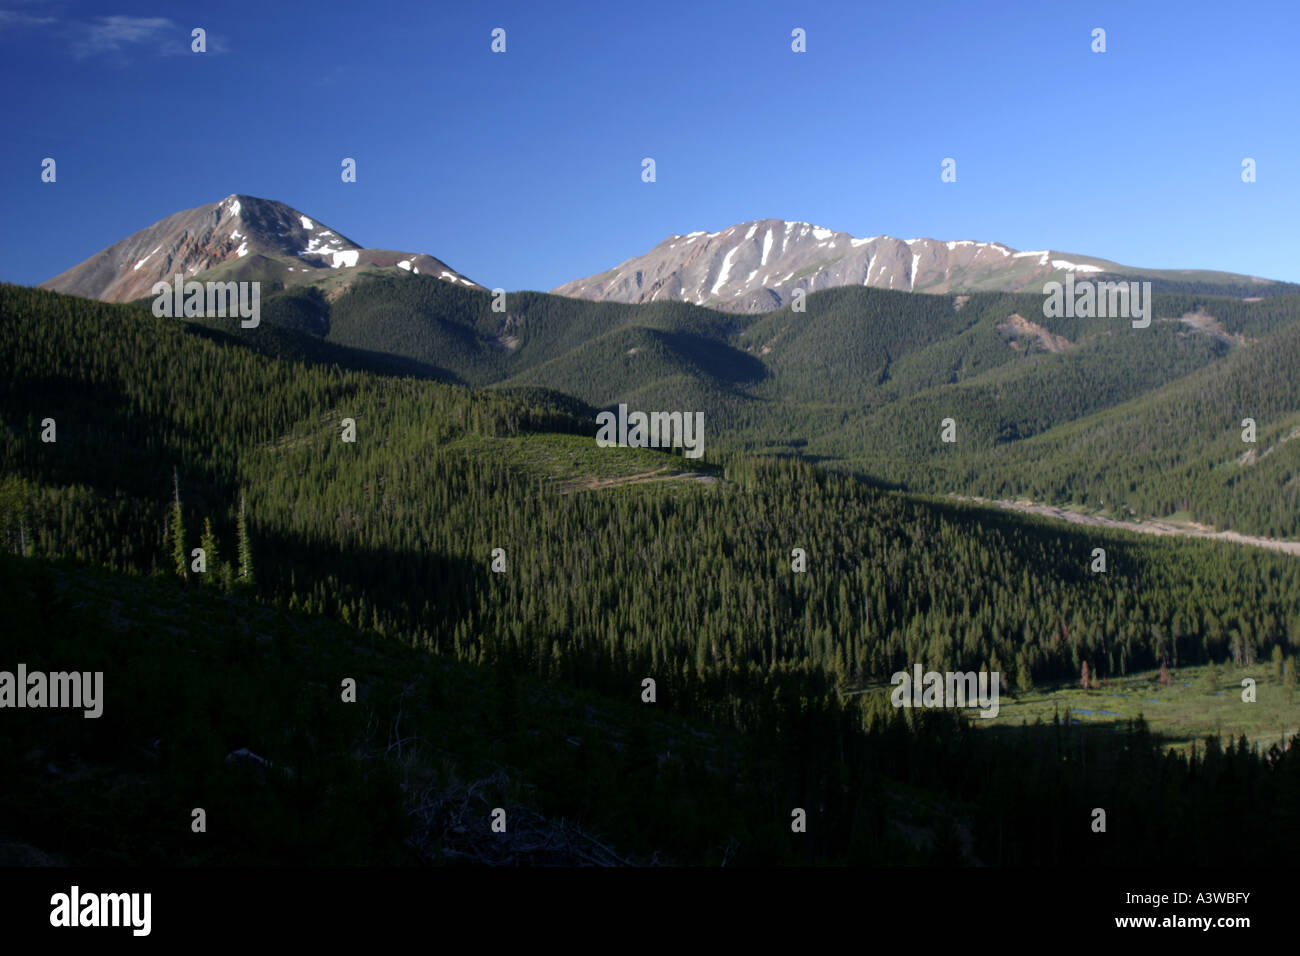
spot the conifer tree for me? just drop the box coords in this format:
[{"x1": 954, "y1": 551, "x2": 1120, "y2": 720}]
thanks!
[
  {"x1": 199, "y1": 517, "x2": 220, "y2": 588},
  {"x1": 237, "y1": 493, "x2": 253, "y2": 586},
  {"x1": 170, "y1": 468, "x2": 187, "y2": 581},
  {"x1": 1015, "y1": 654, "x2": 1033, "y2": 695}
]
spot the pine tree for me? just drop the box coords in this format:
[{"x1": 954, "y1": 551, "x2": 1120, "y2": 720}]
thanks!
[
  {"x1": 199, "y1": 518, "x2": 220, "y2": 588},
  {"x1": 1015, "y1": 653, "x2": 1033, "y2": 694},
  {"x1": 236, "y1": 493, "x2": 253, "y2": 586},
  {"x1": 170, "y1": 468, "x2": 187, "y2": 581}
]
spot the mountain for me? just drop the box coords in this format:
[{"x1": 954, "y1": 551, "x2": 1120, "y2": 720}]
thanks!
[
  {"x1": 552, "y1": 219, "x2": 1296, "y2": 312},
  {"x1": 39, "y1": 194, "x2": 480, "y2": 303},
  {"x1": 26, "y1": 199, "x2": 1300, "y2": 539}
]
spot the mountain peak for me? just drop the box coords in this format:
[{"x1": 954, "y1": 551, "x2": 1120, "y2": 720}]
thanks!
[
  {"x1": 40, "y1": 196, "x2": 477, "y2": 303},
  {"x1": 553, "y1": 221, "x2": 1136, "y2": 312}
]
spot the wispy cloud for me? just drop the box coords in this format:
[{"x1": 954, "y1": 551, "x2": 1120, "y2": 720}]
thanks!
[
  {"x1": 0, "y1": 10, "x2": 227, "y2": 57},
  {"x1": 0, "y1": 9, "x2": 58, "y2": 30},
  {"x1": 71, "y1": 15, "x2": 176, "y2": 58}
]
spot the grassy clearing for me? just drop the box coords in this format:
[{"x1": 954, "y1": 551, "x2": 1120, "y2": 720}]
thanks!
[
  {"x1": 446, "y1": 432, "x2": 718, "y2": 487},
  {"x1": 990, "y1": 662, "x2": 1299, "y2": 752}
]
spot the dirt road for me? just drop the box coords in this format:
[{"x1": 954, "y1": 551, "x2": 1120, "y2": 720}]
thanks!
[{"x1": 952, "y1": 496, "x2": 1300, "y2": 557}]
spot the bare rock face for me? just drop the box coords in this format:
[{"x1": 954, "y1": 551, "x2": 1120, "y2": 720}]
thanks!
[
  {"x1": 997, "y1": 313, "x2": 1074, "y2": 353},
  {"x1": 41, "y1": 195, "x2": 478, "y2": 302},
  {"x1": 551, "y1": 219, "x2": 1132, "y2": 314}
]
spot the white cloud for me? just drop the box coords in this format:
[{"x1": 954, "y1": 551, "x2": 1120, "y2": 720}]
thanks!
[
  {"x1": 0, "y1": 9, "x2": 58, "y2": 30},
  {"x1": 1, "y1": 10, "x2": 228, "y2": 55},
  {"x1": 71, "y1": 15, "x2": 176, "y2": 57}
]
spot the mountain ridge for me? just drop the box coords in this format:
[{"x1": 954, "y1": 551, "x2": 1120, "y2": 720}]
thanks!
[
  {"x1": 40, "y1": 194, "x2": 480, "y2": 303},
  {"x1": 551, "y1": 218, "x2": 1294, "y2": 312}
]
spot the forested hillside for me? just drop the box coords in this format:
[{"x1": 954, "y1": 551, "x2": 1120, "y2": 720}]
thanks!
[
  {"x1": 202, "y1": 273, "x2": 1300, "y2": 537},
  {"x1": 815, "y1": 313, "x2": 1300, "y2": 538},
  {"x1": 3, "y1": 283, "x2": 1299, "y2": 866}
]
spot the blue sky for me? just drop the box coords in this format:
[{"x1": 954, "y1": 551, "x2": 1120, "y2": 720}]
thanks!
[{"x1": 2, "y1": 0, "x2": 1298, "y2": 291}]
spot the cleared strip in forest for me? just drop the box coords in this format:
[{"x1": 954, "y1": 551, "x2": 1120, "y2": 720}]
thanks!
[
  {"x1": 558, "y1": 467, "x2": 720, "y2": 494},
  {"x1": 953, "y1": 496, "x2": 1300, "y2": 556}
]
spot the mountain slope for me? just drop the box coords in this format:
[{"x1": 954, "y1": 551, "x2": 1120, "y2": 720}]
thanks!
[
  {"x1": 40, "y1": 195, "x2": 479, "y2": 303},
  {"x1": 898, "y1": 317, "x2": 1300, "y2": 538},
  {"x1": 26, "y1": 189, "x2": 1300, "y2": 541},
  {"x1": 552, "y1": 219, "x2": 1297, "y2": 313},
  {"x1": 278, "y1": 272, "x2": 1300, "y2": 536},
  {"x1": 6, "y1": 282, "x2": 1300, "y2": 867}
]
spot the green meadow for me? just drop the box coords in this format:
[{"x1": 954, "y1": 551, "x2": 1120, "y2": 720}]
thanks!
[{"x1": 992, "y1": 663, "x2": 1298, "y2": 753}]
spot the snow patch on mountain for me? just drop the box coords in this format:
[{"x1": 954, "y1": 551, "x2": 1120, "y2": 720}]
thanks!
[
  {"x1": 711, "y1": 246, "x2": 739, "y2": 295},
  {"x1": 40, "y1": 194, "x2": 480, "y2": 301},
  {"x1": 549, "y1": 217, "x2": 1187, "y2": 314},
  {"x1": 1051, "y1": 259, "x2": 1104, "y2": 273}
]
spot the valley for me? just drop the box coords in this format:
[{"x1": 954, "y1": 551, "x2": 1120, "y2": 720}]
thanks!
[
  {"x1": 204, "y1": 255, "x2": 1300, "y2": 541},
  {"x1": 2, "y1": 275, "x2": 1299, "y2": 867},
  {"x1": 5, "y1": 189, "x2": 1300, "y2": 871},
  {"x1": 3, "y1": 1, "x2": 1296, "y2": 934}
]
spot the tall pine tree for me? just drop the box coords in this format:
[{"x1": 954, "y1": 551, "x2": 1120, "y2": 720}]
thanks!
[
  {"x1": 170, "y1": 468, "x2": 187, "y2": 582},
  {"x1": 237, "y1": 493, "x2": 254, "y2": 586},
  {"x1": 199, "y1": 517, "x2": 221, "y2": 589}
]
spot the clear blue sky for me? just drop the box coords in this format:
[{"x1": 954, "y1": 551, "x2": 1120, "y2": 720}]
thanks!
[{"x1": 2, "y1": 0, "x2": 1298, "y2": 290}]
